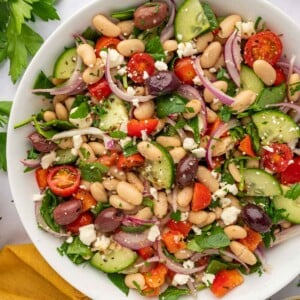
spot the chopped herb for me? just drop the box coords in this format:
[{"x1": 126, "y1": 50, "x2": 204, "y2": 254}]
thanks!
[
  {"x1": 171, "y1": 210, "x2": 182, "y2": 221},
  {"x1": 156, "y1": 94, "x2": 188, "y2": 118},
  {"x1": 285, "y1": 184, "x2": 300, "y2": 200},
  {"x1": 145, "y1": 36, "x2": 166, "y2": 61},
  {"x1": 123, "y1": 140, "x2": 138, "y2": 157},
  {"x1": 159, "y1": 286, "x2": 189, "y2": 300},
  {"x1": 79, "y1": 161, "x2": 108, "y2": 182},
  {"x1": 69, "y1": 101, "x2": 90, "y2": 119},
  {"x1": 109, "y1": 131, "x2": 127, "y2": 139},
  {"x1": 202, "y1": 2, "x2": 218, "y2": 31},
  {"x1": 219, "y1": 105, "x2": 232, "y2": 122},
  {"x1": 142, "y1": 197, "x2": 154, "y2": 209},
  {"x1": 107, "y1": 273, "x2": 129, "y2": 296}
]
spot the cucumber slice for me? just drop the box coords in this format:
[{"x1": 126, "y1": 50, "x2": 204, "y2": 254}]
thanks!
[
  {"x1": 273, "y1": 186, "x2": 300, "y2": 224},
  {"x1": 141, "y1": 142, "x2": 175, "y2": 189},
  {"x1": 54, "y1": 149, "x2": 77, "y2": 165},
  {"x1": 256, "y1": 83, "x2": 286, "y2": 107},
  {"x1": 243, "y1": 168, "x2": 282, "y2": 196},
  {"x1": 252, "y1": 110, "x2": 300, "y2": 145},
  {"x1": 99, "y1": 95, "x2": 128, "y2": 131},
  {"x1": 175, "y1": 0, "x2": 210, "y2": 42},
  {"x1": 240, "y1": 65, "x2": 264, "y2": 94},
  {"x1": 53, "y1": 47, "x2": 77, "y2": 79},
  {"x1": 90, "y1": 247, "x2": 137, "y2": 273}
]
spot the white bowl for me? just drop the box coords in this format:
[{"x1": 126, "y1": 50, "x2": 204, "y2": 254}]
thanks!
[{"x1": 7, "y1": 0, "x2": 300, "y2": 299}]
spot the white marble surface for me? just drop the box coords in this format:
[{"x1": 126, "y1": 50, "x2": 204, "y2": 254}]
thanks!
[{"x1": 0, "y1": 0, "x2": 299, "y2": 298}]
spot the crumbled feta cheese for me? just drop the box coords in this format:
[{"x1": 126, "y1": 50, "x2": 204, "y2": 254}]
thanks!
[
  {"x1": 180, "y1": 212, "x2": 189, "y2": 221},
  {"x1": 191, "y1": 147, "x2": 206, "y2": 158},
  {"x1": 235, "y1": 21, "x2": 256, "y2": 39},
  {"x1": 119, "y1": 136, "x2": 132, "y2": 148},
  {"x1": 143, "y1": 71, "x2": 149, "y2": 80},
  {"x1": 32, "y1": 193, "x2": 44, "y2": 201},
  {"x1": 71, "y1": 134, "x2": 83, "y2": 156},
  {"x1": 192, "y1": 225, "x2": 202, "y2": 235},
  {"x1": 141, "y1": 129, "x2": 149, "y2": 141},
  {"x1": 212, "y1": 188, "x2": 227, "y2": 200},
  {"x1": 202, "y1": 273, "x2": 215, "y2": 287},
  {"x1": 100, "y1": 49, "x2": 125, "y2": 68},
  {"x1": 183, "y1": 260, "x2": 195, "y2": 269},
  {"x1": 177, "y1": 42, "x2": 198, "y2": 58},
  {"x1": 220, "y1": 197, "x2": 232, "y2": 208},
  {"x1": 93, "y1": 235, "x2": 111, "y2": 251},
  {"x1": 213, "y1": 183, "x2": 238, "y2": 201},
  {"x1": 69, "y1": 107, "x2": 93, "y2": 129},
  {"x1": 262, "y1": 145, "x2": 274, "y2": 152},
  {"x1": 41, "y1": 151, "x2": 56, "y2": 169},
  {"x1": 119, "y1": 120, "x2": 128, "y2": 133},
  {"x1": 79, "y1": 224, "x2": 97, "y2": 246},
  {"x1": 154, "y1": 60, "x2": 168, "y2": 71},
  {"x1": 192, "y1": 75, "x2": 202, "y2": 86},
  {"x1": 117, "y1": 66, "x2": 127, "y2": 76},
  {"x1": 150, "y1": 187, "x2": 158, "y2": 200},
  {"x1": 127, "y1": 86, "x2": 136, "y2": 96},
  {"x1": 131, "y1": 98, "x2": 140, "y2": 107},
  {"x1": 65, "y1": 236, "x2": 74, "y2": 244},
  {"x1": 183, "y1": 137, "x2": 198, "y2": 150},
  {"x1": 221, "y1": 206, "x2": 241, "y2": 225},
  {"x1": 172, "y1": 274, "x2": 191, "y2": 286},
  {"x1": 147, "y1": 225, "x2": 160, "y2": 242}
]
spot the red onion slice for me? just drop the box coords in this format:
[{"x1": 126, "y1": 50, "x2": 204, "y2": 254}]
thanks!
[
  {"x1": 134, "y1": 256, "x2": 160, "y2": 268},
  {"x1": 51, "y1": 127, "x2": 104, "y2": 140},
  {"x1": 21, "y1": 158, "x2": 41, "y2": 168},
  {"x1": 113, "y1": 230, "x2": 154, "y2": 250},
  {"x1": 157, "y1": 241, "x2": 207, "y2": 274},
  {"x1": 266, "y1": 102, "x2": 300, "y2": 113},
  {"x1": 160, "y1": 0, "x2": 176, "y2": 43},
  {"x1": 105, "y1": 53, "x2": 154, "y2": 103},
  {"x1": 254, "y1": 246, "x2": 271, "y2": 273},
  {"x1": 206, "y1": 119, "x2": 239, "y2": 168},
  {"x1": 122, "y1": 215, "x2": 156, "y2": 226},
  {"x1": 276, "y1": 59, "x2": 300, "y2": 76},
  {"x1": 194, "y1": 56, "x2": 235, "y2": 105},
  {"x1": 270, "y1": 225, "x2": 300, "y2": 247}
]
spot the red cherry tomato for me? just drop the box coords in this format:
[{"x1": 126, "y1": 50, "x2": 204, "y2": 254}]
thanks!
[
  {"x1": 174, "y1": 57, "x2": 197, "y2": 85},
  {"x1": 273, "y1": 67, "x2": 286, "y2": 86},
  {"x1": 47, "y1": 165, "x2": 80, "y2": 197},
  {"x1": 127, "y1": 118, "x2": 159, "y2": 137},
  {"x1": 244, "y1": 31, "x2": 283, "y2": 67},
  {"x1": 95, "y1": 36, "x2": 120, "y2": 55},
  {"x1": 65, "y1": 212, "x2": 94, "y2": 234},
  {"x1": 88, "y1": 78, "x2": 111, "y2": 101},
  {"x1": 117, "y1": 153, "x2": 145, "y2": 169},
  {"x1": 127, "y1": 53, "x2": 155, "y2": 83},
  {"x1": 262, "y1": 143, "x2": 293, "y2": 173},
  {"x1": 281, "y1": 156, "x2": 300, "y2": 184}
]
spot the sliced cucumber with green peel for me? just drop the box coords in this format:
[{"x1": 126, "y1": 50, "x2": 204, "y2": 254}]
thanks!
[
  {"x1": 243, "y1": 168, "x2": 282, "y2": 196},
  {"x1": 141, "y1": 142, "x2": 175, "y2": 189},
  {"x1": 90, "y1": 247, "x2": 137, "y2": 273},
  {"x1": 54, "y1": 149, "x2": 77, "y2": 165},
  {"x1": 175, "y1": 0, "x2": 210, "y2": 42},
  {"x1": 53, "y1": 47, "x2": 77, "y2": 79},
  {"x1": 240, "y1": 65, "x2": 264, "y2": 94},
  {"x1": 99, "y1": 95, "x2": 128, "y2": 131},
  {"x1": 252, "y1": 110, "x2": 300, "y2": 145},
  {"x1": 273, "y1": 186, "x2": 300, "y2": 224}
]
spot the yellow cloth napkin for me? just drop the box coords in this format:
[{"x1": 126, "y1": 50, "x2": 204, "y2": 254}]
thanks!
[{"x1": 0, "y1": 244, "x2": 90, "y2": 300}]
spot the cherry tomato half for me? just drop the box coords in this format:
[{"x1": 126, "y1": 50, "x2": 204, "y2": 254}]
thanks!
[
  {"x1": 95, "y1": 36, "x2": 120, "y2": 55},
  {"x1": 47, "y1": 165, "x2": 80, "y2": 197},
  {"x1": 127, "y1": 53, "x2": 155, "y2": 83},
  {"x1": 117, "y1": 153, "x2": 145, "y2": 169},
  {"x1": 262, "y1": 143, "x2": 293, "y2": 173},
  {"x1": 244, "y1": 31, "x2": 283, "y2": 67},
  {"x1": 281, "y1": 156, "x2": 300, "y2": 184},
  {"x1": 127, "y1": 118, "x2": 159, "y2": 137},
  {"x1": 88, "y1": 78, "x2": 111, "y2": 101},
  {"x1": 174, "y1": 57, "x2": 197, "y2": 85},
  {"x1": 273, "y1": 67, "x2": 286, "y2": 86}
]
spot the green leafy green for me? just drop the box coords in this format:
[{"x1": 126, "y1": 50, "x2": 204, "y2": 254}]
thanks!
[
  {"x1": 107, "y1": 273, "x2": 129, "y2": 296},
  {"x1": 0, "y1": 101, "x2": 12, "y2": 126},
  {"x1": 79, "y1": 161, "x2": 108, "y2": 182},
  {"x1": 156, "y1": 94, "x2": 188, "y2": 118},
  {"x1": 145, "y1": 36, "x2": 166, "y2": 61},
  {"x1": 33, "y1": 116, "x2": 57, "y2": 139},
  {"x1": 289, "y1": 82, "x2": 300, "y2": 96},
  {"x1": 202, "y1": 2, "x2": 218, "y2": 31},
  {"x1": 109, "y1": 131, "x2": 127, "y2": 139},
  {"x1": 256, "y1": 84, "x2": 286, "y2": 107},
  {"x1": 159, "y1": 286, "x2": 189, "y2": 300},
  {"x1": 41, "y1": 119, "x2": 76, "y2": 131},
  {"x1": 216, "y1": 68, "x2": 236, "y2": 96},
  {"x1": 171, "y1": 210, "x2": 181, "y2": 221},
  {"x1": 187, "y1": 116, "x2": 200, "y2": 143},
  {"x1": 69, "y1": 101, "x2": 90, "y2": 119},
  {"x1": 142, "y1": 197, "x2": 154, "y2": 209},
  {"x1": 81, "y1": 26, "x2": 100, "y2": 42},
  {"x1": 219, "y1": 105, "x2": 232, "y2": 122},
  {"x1": 122, "y1": 140, "x2": 138, "y2": 157},
  {"x1": 111, "y1": 8, "x2": 135, "y2": 21},
  {"x1": 206, "y1": 259, "x2": 228, "y2": 274},
  {"x1": 0, "y1": 133, "x2": 7, "y2": 171},
  {"x1": 285, "y1": 184, "x2": 300, "y2": 200}
]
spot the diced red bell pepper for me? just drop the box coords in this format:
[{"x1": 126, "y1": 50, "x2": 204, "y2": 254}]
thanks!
[
  {"x1": 65, "y1": 212, "x2": 94, "y2": 234},
  {"x1": 239, "y1": 227, "x2": 262, "y2": 252},
  {"x1": 35, "y1": 168, "x2": 49, "y2": 190},
  {"x1": 88, "y1": 78, "x2": 111, "y2": 101},
  {"x1": 138, "y1": 246, "x2": 155, "y2": 260},
  {"x1": 117, "y1": 153, "x2": 145, "y2": 169},
  {"x1": 167, "y1": 220, "x2": 192, "y2": 237},
  {"x1": 161, "y1": 230, "x2": 186, "y2": 254},
  {"x1": 97, "y1": 151, "x2": 119, "y2": 167},
  {"x1": 144, "y1": 263, "x2": 168, "y2": 288},
  {"x1": 191, "y1": 182, "x2": 212, "y2": 211},
  {"x1": 74, "y1": 189, "x2": 97, "y2": 212},
  {"x1": 238, "y1": 135, "x2": 256, "y2": 157}
]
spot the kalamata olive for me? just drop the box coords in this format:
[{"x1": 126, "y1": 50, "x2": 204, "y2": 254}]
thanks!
[
  {"x1": 28, "y1": 131, "x2": 57, "y2": 153},
  {"x1": 134, "y1": 2, "x2": 169, "y2": 30},
  {"x1": 175, "y1": 155, "x2": 199, "y2": 187},
  {"x1": 95, "y1": 207, "x2": 123, "y2": 233},
  {"x1": 53, "y1": 199, "x2": 82, "y2": 225},
  {"x1": 146, "y1": 71, "x2": 180, "y2": 96},
  {"x1": 242, "y1": 203, "x2": 272, "y2": 233}
]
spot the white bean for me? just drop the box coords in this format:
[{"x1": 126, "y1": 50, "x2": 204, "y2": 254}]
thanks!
[
  {"x1": 163, "y1": 39, "x2": 178, "y2": 52},
  {"x1": 117, "y1": 181, "x2": 143, "y2": 205},
  {"x1": 133, "y1": 100, "x2": 155, "y2": 120},
  {"x1": 212, "y1": 136, "x2": 235, "y2": 157},
  {"x1": 229, "y1": 241, "x2": 257, "y2": 265},
  {"x1": 109, "y1": 166, "x2": 127, "y2": 181},
  {"x1": 154, "y1": 192, "x2": 168, "y2": 218},
  {"x1": 183, "y1": 99, "x2": 201, "y2": 119},
  {"x1": 78, "y1": 143, "x2": 96, "y2": 162},
  {"x1": 43, "y1": 111, "x2": 56, "y2": 122},
  {"x1": 196, "y1": 166, "x2": 219, "y2": 192},
  {"x1": 228, "y1": 162, "x2": 242, "y2": 182},
  {"x1": 200, "y1": 41, "x2": 222, "y2": 69},
  {"x1": 90, "y1": 182, "x2": 108, "y2": 203},
  {"x1": 127, "y1": 172, "x2": 144, "y2": 193},
  {"x1": 55, "y1": 103, "x2": 68, "y2": 121},
  {"x1": 196, "y1": 32, "x2": 214, "y2": 53},
  {"x1": 134, "y1": 207, "x2": 153, "y2": 220},
  {"x1": 76, "y1": 43, "x2": 96, "y2": 67},
  {"x1": 125, "y1": 273, "x2": 145, "y2": 290},
  {"x1": 88, "y1": 142, "x2": 106, "y2": 156},
  {"x1": 102, "y1": 178, "x2": 120, "y2": 191},
  {"x1": 117, "y1": 39, "x2": 145, "y2": 57},
  {"x1": 218, "y1": 15, "x2": 242, "y2": 39},
  {"x1": 177, "y1": 186, "x2": 193, "y2": 207},
  {"x1": 253, "y1": 60, "x2": 276, "y2": 86},
  {"x1": 203, "y1": 80, "x2": 228, "y2": 103},
  {"x1": 231, "y1": 90, "x2": 257, "y2": 113},
  {"x1": 188, "y1": 211, "x2": 208, "y2": 226},
  {"x1": 82, "y1": 58, "x2": 104, "y2": 85},
  {"x1": 109, "y1": 195, "x2": 135, "y2": 211},
  {"x1": 117, "y1": 20, "x2": 134, "y2": 37},
  {"x1": 137, "y1": 141, "x2": 162, "y2": 161},
  {"x1": 288, "y1": 73, "x2": 300, "y2": 102},
  {"x1": 224, "y1": 225, "x2": 247, "y2": 240},
  {"x1": 169, "y1": 147, "x2": 187, "y2": 164},
  {"x1": 93, "y1": 14, "x2": 121, "y2": 37},
  {"x1": 156, "y1": 135, "x2": 181, "y2": 147}
]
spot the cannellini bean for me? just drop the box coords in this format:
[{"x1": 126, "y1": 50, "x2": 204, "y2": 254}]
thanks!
[
  {"x1": 80, "y1": 180, "x2": 91, "y2": 191},
  {"x1": 55, "y1": 103, "x2": 68, "y2": 121},
  {"x1": 127, "y1": 172, "x2": 144, "y2": 193},
  {"x1": 169, "y1": 147, "x2": 187, "y2": 164},
  {"x1": 280, "y1": 220, "x2": 292, "y2": 229},
  {"x1": 218, "y1": 15, "x2": 242, "y2": 39},
  {"x1": 88, "y1": 142, "x2": 106, "y2": 156},
  {"x1": 177, "y1": 186, "x2": 193, "y2": 207},
  {"x1": 57, "y1": 137, "x2": 73, "y2": 149},
  {"x1": 90, "y1": 182, "x2": 108, "y2": 203},
  {"x1": 228, "y1": 162, "x2": 242, "y2": 182},
  {"x1": 134, "y1": 207, "x2": 153, "y2": 220},
  {"x1": 109, "y1": 195, "x2": 135, "y2": 211},
  {"x1": 64, "y1": 97, "x2": 75, "y2": 112},
  {"x1": 125, "y1": 273, "x2": 146, "y2": 290},
  {"x1": 231, "y1": 90, "x2": 257, "y2": 113},
  {"x1": 196, "y1": 166, "x2": 219, "y2": 193},
  {"x1": 213, "y1": 207, "x2": 223, "y2": 220},
  {"x1": 206, "y1": 107, "x2": 218, "y2": 123},
  {"x1": 196, "y1": 32, "x2": 214, "y2": 53},
  {"x1": 137, "y1": 141, "x2": 162, "y2": 161},
  {"x1": 156, "y1": 135, "x2": 181, "y2": 148},
  {"x1": 201, "y1": 212, "x2": 216, "y2": 227},
  {"x1": 229, "y1": 241, "x2": 257, "y2": 265},
  {"x1": 224, "y1": 225, "x2": 247, "y2": 240},
  {"x1": 188, "y1": 211, "x2": 208, "y2": 226},
  {"x1": 203, "y1": 80, "x2": 228, "y2": 103},
  {"x1": 253, "y1": 60, "x2": 276, "y2": 86},
  {"x1": 153, "y1": 192, "x2": 168, "y2": 218},
  {"x1": 109, "y1": 166, "x2": 127, "y2": 181},
  {"x1": 82, "y1": 58, "x2": 104, "y2": 84},
  {"x1": 183, "y1": 99, "x2": 202, "y2": 119},
  {"x1": 93, "y1": 14, "x2": 121, "y2": 37},
  {"x1": 117, "y1": 39, "x2": 145, "y2": 57},
  {"x1": 174, "y1": 249, "x2": 193, "y2": 260},
  {"x1": 102, "y1": 178, "x2": 120, "y2": 191},
  {"x1": 214, "y1": 54, "x2": 225, "y2": 69},
  {"x1": 163, "y1": 39, "x2": 178, "y2": 52},
  {"x1": 212, "y1": 136, "x2": 235, "y2": 157},
  {"x1": 227, "y1": 195, "x2": 242, "y2": 210},
  {"x1": 133, "y1": 100, "x2": 155, "y2": 120},
  {"x1": 200, "y1": 41, "x2": 222, "y2": 69},
  {"x1": 76, "y1": 43, "x2": 96, "y2": 67},
  {"x1": 117, "y1": 181, "x2": 143, "y2": 205},
  {"x1": 52, "y1": 94, "x2": 68, "y2": 106},
  {"x1": 43, "y1": 111, "x2": 56, "y2": 122},
  {"x1": 288, "y1": 73, "x2": 300, "y2": 102},
  {"x1": 117, "y1": 20, "x2": 134, "y2": 37},
  {"x1": 78, "y1": 143, "x2": 96, "y2": 162}
]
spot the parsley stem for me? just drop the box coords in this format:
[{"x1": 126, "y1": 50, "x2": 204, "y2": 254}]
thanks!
[{"x1": 14, "y1": 116, "x2": 34, "y2": 129}]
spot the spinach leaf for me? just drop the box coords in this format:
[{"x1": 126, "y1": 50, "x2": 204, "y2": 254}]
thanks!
[
  {"x1": 145, "y1": 36, "x2": 166, "y2": 61},
  {"x1": 171, "y1": 210, "x2": 181, "y2": 221},
  {"x1": 81, "y1": 26, "x2": 100, "y2": 41},
  {"x1": 202, "y1": 2, "x2": 218, "y2": 31},
  {"x1": 285, "y1": 184, "x2": 300, "y2": 200},
  {"x1": 109, "y1": 131, "x2": 127, "y2": 139},
  {"x1": 142, "y1": 197, "x2": 154, "y2": 209},
  {"x1": 159, "y1": 286, "x2": 189, "y2": 300},
  {"x1": 219, "y1": 105, "x2": 232, "y2": 122},
  {"x1": 187, "y1": 116, "x2": 200, "y2": 143},
  {"x1": 69, "y1": 101, "x2": 90, "y2": 119},
  {"x1": 0, "y1": 133, "x2": 7, "y2": 171},
  {"x1": 107, "y1": 273, "x2": 129, "y2": 296},
  {"x1": 33, "y1": 116, "x2": 57, "y2": 139},
  {"x1": 32, "y1": 71, "x2": 54, "y2": 98},
  {"x1": 122, "y1": 140, "x2": 138, "y2": 157},
  {"x1": 41, "y1": 119, "x2": 76, "y2": 130},
  {"x1": 156, "y1": 94, "x2": 188, "y2": 118},
  {"x1": 90, "y1": 201, "x2": 111, "y2": 216},
  {"x1": 79, "y1": 161, "x2": 108, "y2": 182}
]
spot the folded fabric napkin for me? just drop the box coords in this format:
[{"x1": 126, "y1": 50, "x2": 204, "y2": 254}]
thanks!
[{"x1": 0, "y1": 244, "x2": 90, "y2": 300}]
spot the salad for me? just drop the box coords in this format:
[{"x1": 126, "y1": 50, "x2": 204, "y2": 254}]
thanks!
[{"x1": 15, "y1": 0, "x2": 300, "y2": 298}]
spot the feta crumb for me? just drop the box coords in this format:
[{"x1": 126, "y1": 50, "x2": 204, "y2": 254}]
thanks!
[
  {"x1": 119, "y1": 137, "x2": 132, "y2": 148},
  {"x1": 177, "y1": 42, "x2": 198, "y2": 58},
  {"x1": 147, "y1": 225, "x2": 160, "y2": 242},
  {"x1": 154, "y1": 60, "x2": 168, "y2": 71},
  {"x1": 126, "y1": 86, "x2": 136, "y2": 96},
  {"x1": 183, "y1": 137, "x2": 198, "y2": 150},
  {"x1": 180, "y1": 212, "x2": 189, "y2": 221},
  {"x1": 32, "y1": 193, "x2": 44, "y2": 201},
  {"x1": 192, "y1": 75, "x2": 202, "y2": 86},
  {"x1": 92, "y1": 235, "x2": 111, "y2": 251},
  {"x1": 71, "y1": 134, "x2": 83, "y2": 156},
  {"x1": 65, "y1": 236, "x2": 73, "y2": 244},
  {"x1": 235, "y1": 21, "x2": 256, "y2": 39},
  {"x1": 192, "y1": 225, "x2": 202, "y2": 235},
  {"x1": 183, "y1": 260, "x2": 195, "y2": 269},
  {"x1": 41, "y1": 151, "x2": 56, "y2": 169},
  {"x1": 191, "y1": 147, "x2": 206, "y2": 158},
  {"x1": 131, "y1": 98, "x2": 140, "y2": 107},
  {"x1": 172, "y1": 274, "x2": 191, "y2": 286},
  {"x1": 117, "y1": 66, "x2": 127, "y2": 76},
  {"x1": 141, "y1": 129, "x2": 149, "y2": 141},
  {"x1": 150, "y1": 187, "x2": 158, "y2": 200},
  {"x1": 79, "y1": 224, "x2": 96, "y2": 246},
  {"x1": 100, "y1": 49, "x2": 125, "y2": 68},
  {"x1": 202, "y1": 273, "x2": 215, "y2": 287},
  {"x1": 221, "y1": 206, "x2": 241, "y2": 225},
  {"x1": 143, "y1": 71, "x2": 149, "y2": 80},
  {"x1": 220, "y1": 197, "x2": 232, "y2": 208},
  {"x1": 262, "y1": 145, "x2": 274, "y2": 152}
]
